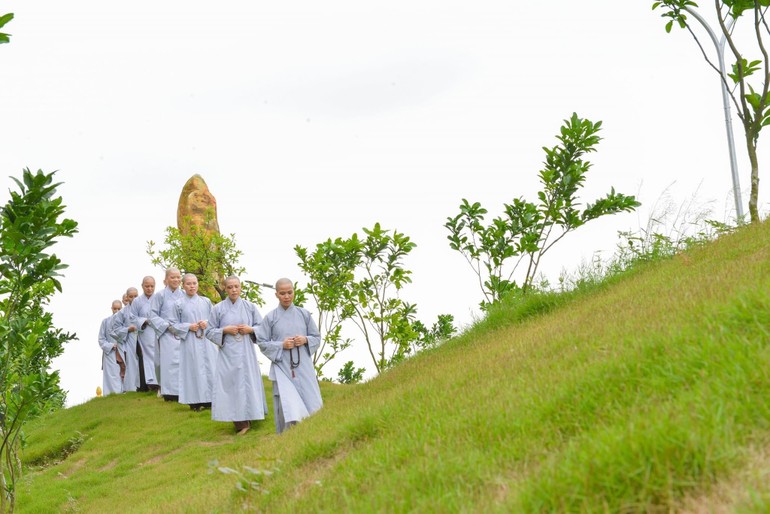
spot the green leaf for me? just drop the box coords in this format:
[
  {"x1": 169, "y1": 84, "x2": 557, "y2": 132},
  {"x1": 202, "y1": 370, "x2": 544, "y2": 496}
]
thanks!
[{"x1": 0, "y1": 12, "x2": 13, "y2": 29}]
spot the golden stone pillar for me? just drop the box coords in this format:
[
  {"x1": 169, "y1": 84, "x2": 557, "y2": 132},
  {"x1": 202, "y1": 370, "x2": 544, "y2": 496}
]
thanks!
[{"x1": 176, "y1": 174, "x2": 224, "y2": 300}]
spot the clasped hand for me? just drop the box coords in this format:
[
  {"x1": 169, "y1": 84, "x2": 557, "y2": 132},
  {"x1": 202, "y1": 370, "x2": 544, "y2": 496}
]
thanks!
[
  {"x1": 282, "y1": 336, "x2": 306, "y2": 349},
  {"x1": 189, "y1": 320, "x2": 208, "y2": 331},
  {"x1": 223, "y1": 324, "x2": 253, "y2": 336}
]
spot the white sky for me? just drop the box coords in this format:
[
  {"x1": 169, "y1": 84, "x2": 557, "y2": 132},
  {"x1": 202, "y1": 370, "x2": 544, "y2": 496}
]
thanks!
[{"x1": 1, "y1": 1, "x2": 765, "y2": 406}]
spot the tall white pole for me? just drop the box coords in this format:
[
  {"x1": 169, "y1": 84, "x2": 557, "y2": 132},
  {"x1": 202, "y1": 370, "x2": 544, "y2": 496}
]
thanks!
[{"x1": 684, "y1": 7, "x2": 744, "y2": 219}]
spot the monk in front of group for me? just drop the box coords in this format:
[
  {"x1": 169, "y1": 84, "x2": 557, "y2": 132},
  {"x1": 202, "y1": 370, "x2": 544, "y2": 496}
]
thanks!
[
  {"x1": 257, "y1": 278, "x2": 323, "y2": 433},
  {"x1": 206, "y1": 276, "x2": 267, "y2": 434}
]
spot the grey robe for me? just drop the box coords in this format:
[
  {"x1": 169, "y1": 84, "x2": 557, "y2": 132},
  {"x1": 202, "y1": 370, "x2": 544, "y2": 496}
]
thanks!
[
  {"x1": 111, "y1": 305, "x2": 140, "y2": 393},
  {"x1": 257, "y1": 304, "x2": 323, "y2": 433},
  {"x1": 148, "y1": 286, "x2": 184, "y2": 396},
  {"x1": 99, "y1": 314, "x2": 123, "y2": 396},
  {"x1": 170, "y1": 293, "x2": 216, "y2": 405},
  {"x1": 206, "y1": 298, "x2": 268, "y2": 422},
  {"x1": 131, "y1": 293, "x2": 159, "y2": 387}
]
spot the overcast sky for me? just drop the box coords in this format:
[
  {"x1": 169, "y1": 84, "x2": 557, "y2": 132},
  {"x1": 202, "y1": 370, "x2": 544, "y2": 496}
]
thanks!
[{"x1": 1, "y1": 1, "x2": 765, "y2": 406}]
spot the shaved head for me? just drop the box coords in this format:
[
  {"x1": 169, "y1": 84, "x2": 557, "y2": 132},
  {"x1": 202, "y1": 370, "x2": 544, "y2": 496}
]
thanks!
[
  {"x1": 225, "y1": 276, "x2": 241, "y2": 302},
  {"x1": 165, "y1": 268, "x2": 182, "y2": 291},
  {"x1": 125, "y1": 287, "x2": 139, "y2": 305},
  {"x1": 275, "y1": 278, "x2": 295, "y2": 309},
  {"x1": 141, "y1": 276, "x2": 156, "y2": 297},
  {"x1": 275, "y1": 277, "x2": 293, "y2": 290}
]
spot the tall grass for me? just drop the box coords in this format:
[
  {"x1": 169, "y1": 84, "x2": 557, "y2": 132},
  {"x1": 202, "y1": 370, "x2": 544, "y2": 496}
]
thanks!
[{"x1": 14, "y1": 220, "x2": 770, "y2": 513}]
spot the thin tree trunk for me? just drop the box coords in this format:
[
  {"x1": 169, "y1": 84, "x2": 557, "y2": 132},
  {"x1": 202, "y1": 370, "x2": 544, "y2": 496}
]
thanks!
[
  {"x1": 0, "y1": 446, "x2": 6, "y2": 514},
  {"x1": 746, "y1": 131, "x2": 761, "y2": 223}
]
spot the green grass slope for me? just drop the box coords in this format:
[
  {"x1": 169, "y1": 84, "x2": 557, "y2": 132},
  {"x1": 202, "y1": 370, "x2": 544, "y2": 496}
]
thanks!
[{"x1": 17, "y1": 221, "x2": 770, "y2": 513}]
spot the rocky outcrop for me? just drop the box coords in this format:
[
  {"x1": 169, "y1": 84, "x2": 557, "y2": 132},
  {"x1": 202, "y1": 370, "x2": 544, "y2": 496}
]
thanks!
[
  {"x1": 177, "y1": 174, "x2": 220, "y2": 235},
  {"x1": 176, "y1": 174, "x2": 224, "y2": 299}
]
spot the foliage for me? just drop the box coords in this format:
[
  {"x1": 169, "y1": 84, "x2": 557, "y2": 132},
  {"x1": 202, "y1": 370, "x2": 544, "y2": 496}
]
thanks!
[
  {"x1": 295, "y1": 237, "x2": 359, "y2": 378},
  {"x1": 445, "y1": 113, "x2": 639, "y2": 309},
  {"x1": 555, "y1": 186, "x2": 738, "y2": 295},
  {"x1": 410, "y1": 314, "x2": 456, "y2": 353},
  {"x1": 0, "y1": 169, "x2": 77, "y2": 513},
  {"x1": 295, "y1": 223, "x2": 456, "y2": 377},
  {"x1": 335, "y1": 361, "x2": 366, "y2": 384},
  {"x1": 146, "y1": 208, "x2": 263, "y2": 305},
  {"x1": 208, "y1": 458, "x2": 280, "y2": 496},
  {"x1": 651, "y1": 0, "x2": 770, "y2": 223},
  {"x1": 0, "y1": 12, "x2": 11, "y2": 45}
]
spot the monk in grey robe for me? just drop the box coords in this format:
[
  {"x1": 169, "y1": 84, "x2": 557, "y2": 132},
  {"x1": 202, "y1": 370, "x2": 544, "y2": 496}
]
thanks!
[
  {"x1": 257, "y1": 278, "x2": 323, "y2": 433},
  {"x1": 131, "y1": 276, "x2": 160, "y2": 391},
  {"x1": 148, "y1": 268, "x2": 184, "y2": 401},
  {"x1": 111, "y1": 287, "x2": 140, "y2": 392},
  {"x1": 99, "y1": 300, "x2": 125, "y2": 396},
  {"x1": 170, "y1": 274, "x2": 216, "y2": 411},
  {"x1": 206, "y1": 276, "x2": 267, "y2": 434}
]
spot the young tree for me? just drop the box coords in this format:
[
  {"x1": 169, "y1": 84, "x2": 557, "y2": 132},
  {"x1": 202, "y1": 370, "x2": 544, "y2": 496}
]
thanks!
[
  {"x1": 295, "y1": 236, "x2": 359, "y2": 379},
  {"x1": 652, "y1": 0, "x2": 770, "y2": 223},
  {"x1": 146, "y1": 209, "x2": 263, "y2": 305},
  {"x1": 295, "y1": 223, "x2": 456, "y2": 378},
  {"x1": 0, "y1": 169, "x2": 78, "y2": 513},
  {"x1": 446, "y1": 113, "x2": 640, "y2": 309},
  {"x1": 353, "y1": 224, "x2": 421, "y2": 372}
]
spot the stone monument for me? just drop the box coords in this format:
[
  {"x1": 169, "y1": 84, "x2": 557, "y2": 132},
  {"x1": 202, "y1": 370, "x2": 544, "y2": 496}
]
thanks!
[{"x1": 176, "y1": 174, "x2": 224, "y2": 299}]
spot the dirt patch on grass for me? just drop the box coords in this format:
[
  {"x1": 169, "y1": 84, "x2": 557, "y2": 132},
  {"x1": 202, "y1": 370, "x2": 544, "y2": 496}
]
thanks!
[
  {"x1": 139, "y1": 439, "x2": 229, "y2": 467},
  {"x1": 678, "y1": 445, "x2": 770, "y2": 513},
  {"x1": 141, "y1": 448, "x2": 183, "y2": 466},
  {"x1": 57, "y1": 458, "x2": 87, "y2": 479},
  {"x1": 99, "y1": 458, "x2": 119, "y2": 472},
  {"x1": 198, "y1": 440, "x2": 231, "y2": 448}
]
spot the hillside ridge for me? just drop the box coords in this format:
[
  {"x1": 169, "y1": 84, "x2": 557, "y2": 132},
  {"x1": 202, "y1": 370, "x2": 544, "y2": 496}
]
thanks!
[{"x1": 18, "y1": 220, "x2": 770, "y2": 513}]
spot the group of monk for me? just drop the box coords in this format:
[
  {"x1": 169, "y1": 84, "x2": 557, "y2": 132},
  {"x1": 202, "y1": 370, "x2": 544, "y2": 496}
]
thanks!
[{"x1": 97, "y1": 268, "x2": 323, "y2": 435}]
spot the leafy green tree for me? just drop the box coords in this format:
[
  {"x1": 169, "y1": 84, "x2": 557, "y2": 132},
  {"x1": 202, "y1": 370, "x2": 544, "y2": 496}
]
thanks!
[
  {"x1": 295, "y1": 223, "x2": 456, "y2": 378},
  {"x1": 446, "y1": 113, "x2": 640, "y2": 309},
  {"x1": 349, "y1": 223, "x2": 454, "y2": 373},
  {"x1": 0, "y1": 169, "x2": 78, "y2": 513},
  {"x1": 146, "y1": 209, "x2": 263, "y2": 305},
  {"x1": 295, "y1": 236, "x2": 359, "y2": 379},
  {"x1": 652, "y1": 0, "x2": 770, "y2": 223}
]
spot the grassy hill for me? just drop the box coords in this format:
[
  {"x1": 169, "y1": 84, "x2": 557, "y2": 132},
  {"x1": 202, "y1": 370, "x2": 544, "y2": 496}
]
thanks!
[{"x1": 16, "y1": 220, "x2": 770, "y2": 513}]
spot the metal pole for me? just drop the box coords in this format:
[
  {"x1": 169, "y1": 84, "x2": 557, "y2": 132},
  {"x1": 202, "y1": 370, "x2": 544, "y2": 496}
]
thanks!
[
  {"x1": 683, "y1": 7, "x2": 744, "y2": 219},
  {"x1": 244, "y1": 280, "x2": 275, "y2": 289}
]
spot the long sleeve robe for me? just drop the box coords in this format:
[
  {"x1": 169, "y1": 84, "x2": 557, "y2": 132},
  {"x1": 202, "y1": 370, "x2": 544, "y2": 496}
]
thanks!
[
  {"x1": 170, "y1": 293, "x2": 216, "y2": 405},
  {"x1": 257, "y1": 304, "x2": 323, "y2": 433},
  {"x1": 148, "y1": 286, "x2": 184, "y2": 396},
  {"x1": 131, "y1": 293, "x2": 159, "y2": 387},
  {"x1": 111, "y1": 305, "x2": 140, "y2": 393},
  {"x1": 99, "y1": 314, "x2": 123, "y2": 396},
  {"x1": 205, "y1": 297, "x2": 267, "y2": 423}
]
